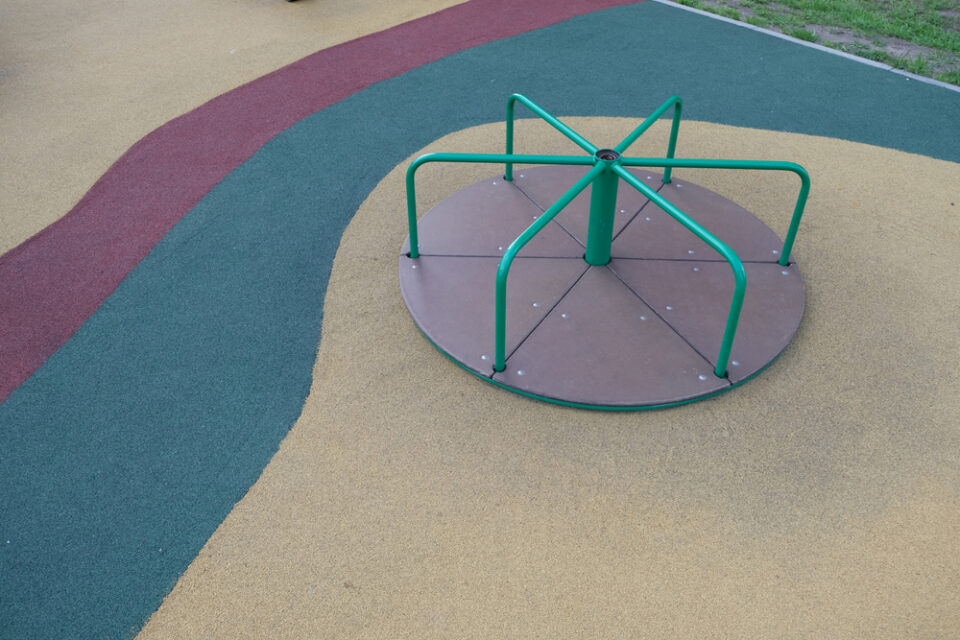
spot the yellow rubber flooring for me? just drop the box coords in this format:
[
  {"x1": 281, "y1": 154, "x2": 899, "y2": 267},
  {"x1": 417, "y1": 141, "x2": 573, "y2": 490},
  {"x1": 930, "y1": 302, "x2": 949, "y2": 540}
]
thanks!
[{"x1": 139, "y1": 119, "x2": 960, "y2": 638}]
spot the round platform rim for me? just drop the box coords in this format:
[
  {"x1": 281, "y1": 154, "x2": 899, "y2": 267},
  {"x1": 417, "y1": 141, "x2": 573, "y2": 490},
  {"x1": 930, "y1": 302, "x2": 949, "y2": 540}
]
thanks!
[
  {"x1": 415, "y1": 323, "x2": 789, "y2": 411},
  {"x1": 399, "y1": 166, "x2": 805, "y2": 410}
]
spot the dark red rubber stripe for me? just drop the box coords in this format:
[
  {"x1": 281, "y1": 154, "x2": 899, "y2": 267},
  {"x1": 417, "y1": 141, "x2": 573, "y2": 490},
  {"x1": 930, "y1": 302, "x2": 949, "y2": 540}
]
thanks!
[{"x1": 0, "y1": 0, "x2": 639, "y2": 403}]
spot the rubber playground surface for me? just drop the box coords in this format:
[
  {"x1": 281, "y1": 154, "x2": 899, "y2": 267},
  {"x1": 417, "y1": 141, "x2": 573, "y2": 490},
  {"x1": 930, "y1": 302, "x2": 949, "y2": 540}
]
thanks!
[{"x1": 1, "y1": 0, "x2": 959, "y2": 637}]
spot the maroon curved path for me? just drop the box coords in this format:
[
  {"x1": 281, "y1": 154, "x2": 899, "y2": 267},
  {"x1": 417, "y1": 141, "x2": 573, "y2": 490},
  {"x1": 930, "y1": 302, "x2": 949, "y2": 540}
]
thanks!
[{"x1": 0, "y1": 0, "x2": 638, "y2": 403}]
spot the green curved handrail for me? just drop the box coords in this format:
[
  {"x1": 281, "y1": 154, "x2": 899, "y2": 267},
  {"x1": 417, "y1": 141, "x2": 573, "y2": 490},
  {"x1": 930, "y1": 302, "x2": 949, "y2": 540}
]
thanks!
[
  {"x1": 614, "y1": 95, "x2": 683, "y2": 183},
  {"x1": 505, "y1": 93, "x2": 598, "y2": 182},
  {"x1": 618, "y1": 157, "x2": 810, "y2": 266},
  {"x1": 493, "y1": 164, "x2": 606, "y2": 372},
  {"x1": 405, "y1": 152, "x2": 596, "y2": 259},
  {"x1": 614, "y1": 166, "x2": 746, "y2": 378}
]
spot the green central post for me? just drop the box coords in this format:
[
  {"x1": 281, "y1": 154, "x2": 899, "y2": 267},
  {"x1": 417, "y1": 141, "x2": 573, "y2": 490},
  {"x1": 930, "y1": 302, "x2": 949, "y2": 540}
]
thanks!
[{"x1": 584, "y1": 149, "x2": 621, "y2": 266}]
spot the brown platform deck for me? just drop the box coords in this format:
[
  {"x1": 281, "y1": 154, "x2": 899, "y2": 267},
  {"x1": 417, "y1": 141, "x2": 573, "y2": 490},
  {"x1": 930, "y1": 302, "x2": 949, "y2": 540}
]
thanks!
[{"x1": 399, "y1": 165, "x2": 804, "y2": 408}]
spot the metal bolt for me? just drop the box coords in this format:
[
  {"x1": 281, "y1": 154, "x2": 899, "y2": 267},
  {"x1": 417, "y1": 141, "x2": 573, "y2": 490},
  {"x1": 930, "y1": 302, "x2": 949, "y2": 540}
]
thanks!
[
  {"x1": 732, "y1": 360, "x2": 740, "y2": 366},
  {"x1": 693, "y1": 267, "x2": 700, "y2": 272},
  {"x1": 688, "y1": 249, "x2": 695, "y2": 254},
  {"x1": 666, "y1": 305, "x2": 673, "y2": 311},
  {"x1": 561, "y1": 313, "x2": 568, "y2": 319},
  {"x1": 517, "y1": 370, "x2": 525, "y2": 376},
  {"x1": 411, "y1": 264, "x2": 417, "y2": 269},
  {"x1": 640, "y1": 315, "x2": 647, "y2": 321},
  {"x1": 498, "y1": 246, "x2": 504, "y2": 251},
  {"x1": 532, "y1": 302, "x2": 539, "y2": 308},
  {"x1": 772, "y1": 249, "x2": 779, "y2": 255},
  {"x1": 481, "y1": 354, "x2": 489, "y2": 361},
  {"x1": 645, "y1": 216, "x2": 651, "y2": 221},
  {"x1": 781, "y1": 270, "x2": 789, "y2": 275},
  {"x1": 698, "y1": 374, "x2": 708, "y2": 381}
]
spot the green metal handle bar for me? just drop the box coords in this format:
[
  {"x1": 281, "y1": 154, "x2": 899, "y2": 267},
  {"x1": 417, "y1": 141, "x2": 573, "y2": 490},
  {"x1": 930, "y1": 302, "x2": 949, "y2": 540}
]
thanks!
[
  {"x1": 613, "y1": 95, "x2": 683, "y2": 183},
  {"x1": 494, "y1": 163, "x2": 607, "y2": 373},
  {"x1": 405, "y1": 152, "x2": 597, "y2": 259},
  {"x1": 614, "y1": 165, "x2": 745, "y2": 379},
  {"x1": 618, "y1": 156, "x2": 810, "y2": 266},
  {"x1": 505, "y1": 93, "x2": 599, "y2": 182}
]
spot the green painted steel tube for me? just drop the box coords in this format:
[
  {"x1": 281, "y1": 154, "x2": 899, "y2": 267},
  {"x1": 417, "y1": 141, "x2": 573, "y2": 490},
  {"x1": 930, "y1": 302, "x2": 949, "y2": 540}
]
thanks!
[
  {"x1": 494, "y1": 163, "x2": 607, "y2": 372},
  {"x1": 584, "y1": 166, "x2": 619, "y2": 265},
  {"x1": 405, "y1": 152, "x2": 596, "y2": 258},
  {"x1": 614, "y1": 95, "x2": 683, "y2": 157},
  {"x1": 614, "y1": 166, "x2": 746, "y2": 379},
  {"x1": 505, "y1": 93, "x2": 598, "y2": 182},
  {"x1": 662, "y1": 101, "x2": 682, "y2": 184},
  {"x1": 618, "y1": 156, "x2": 810, "y2": 265},
  {"x1": 778, "y1": 170, "x2": 810, "y2": 268}
]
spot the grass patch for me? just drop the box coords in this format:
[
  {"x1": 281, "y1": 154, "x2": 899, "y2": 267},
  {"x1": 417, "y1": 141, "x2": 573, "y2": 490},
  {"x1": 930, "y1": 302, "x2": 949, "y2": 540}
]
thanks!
[
  {"x1": 903, "y1": 53, "x2": 931, "y2": 75},
  {"x1": 717, "y1": 6, "x2": 742, "y2": 20},
  {"x1": 936, "y1": 69, "x2": 960, "y2": 84},
  {"x1": 746, "y1": 15, "x2": 771, "y2": 28},
  {"x1": 786, "y1": 27, "x2": 818, "y2": 42}
]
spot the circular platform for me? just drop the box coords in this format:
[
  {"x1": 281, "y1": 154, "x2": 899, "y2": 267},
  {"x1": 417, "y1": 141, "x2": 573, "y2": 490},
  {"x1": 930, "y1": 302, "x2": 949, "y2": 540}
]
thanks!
[{"x1": 399, "y1": 165, "x2": 804, "y2": 409}]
